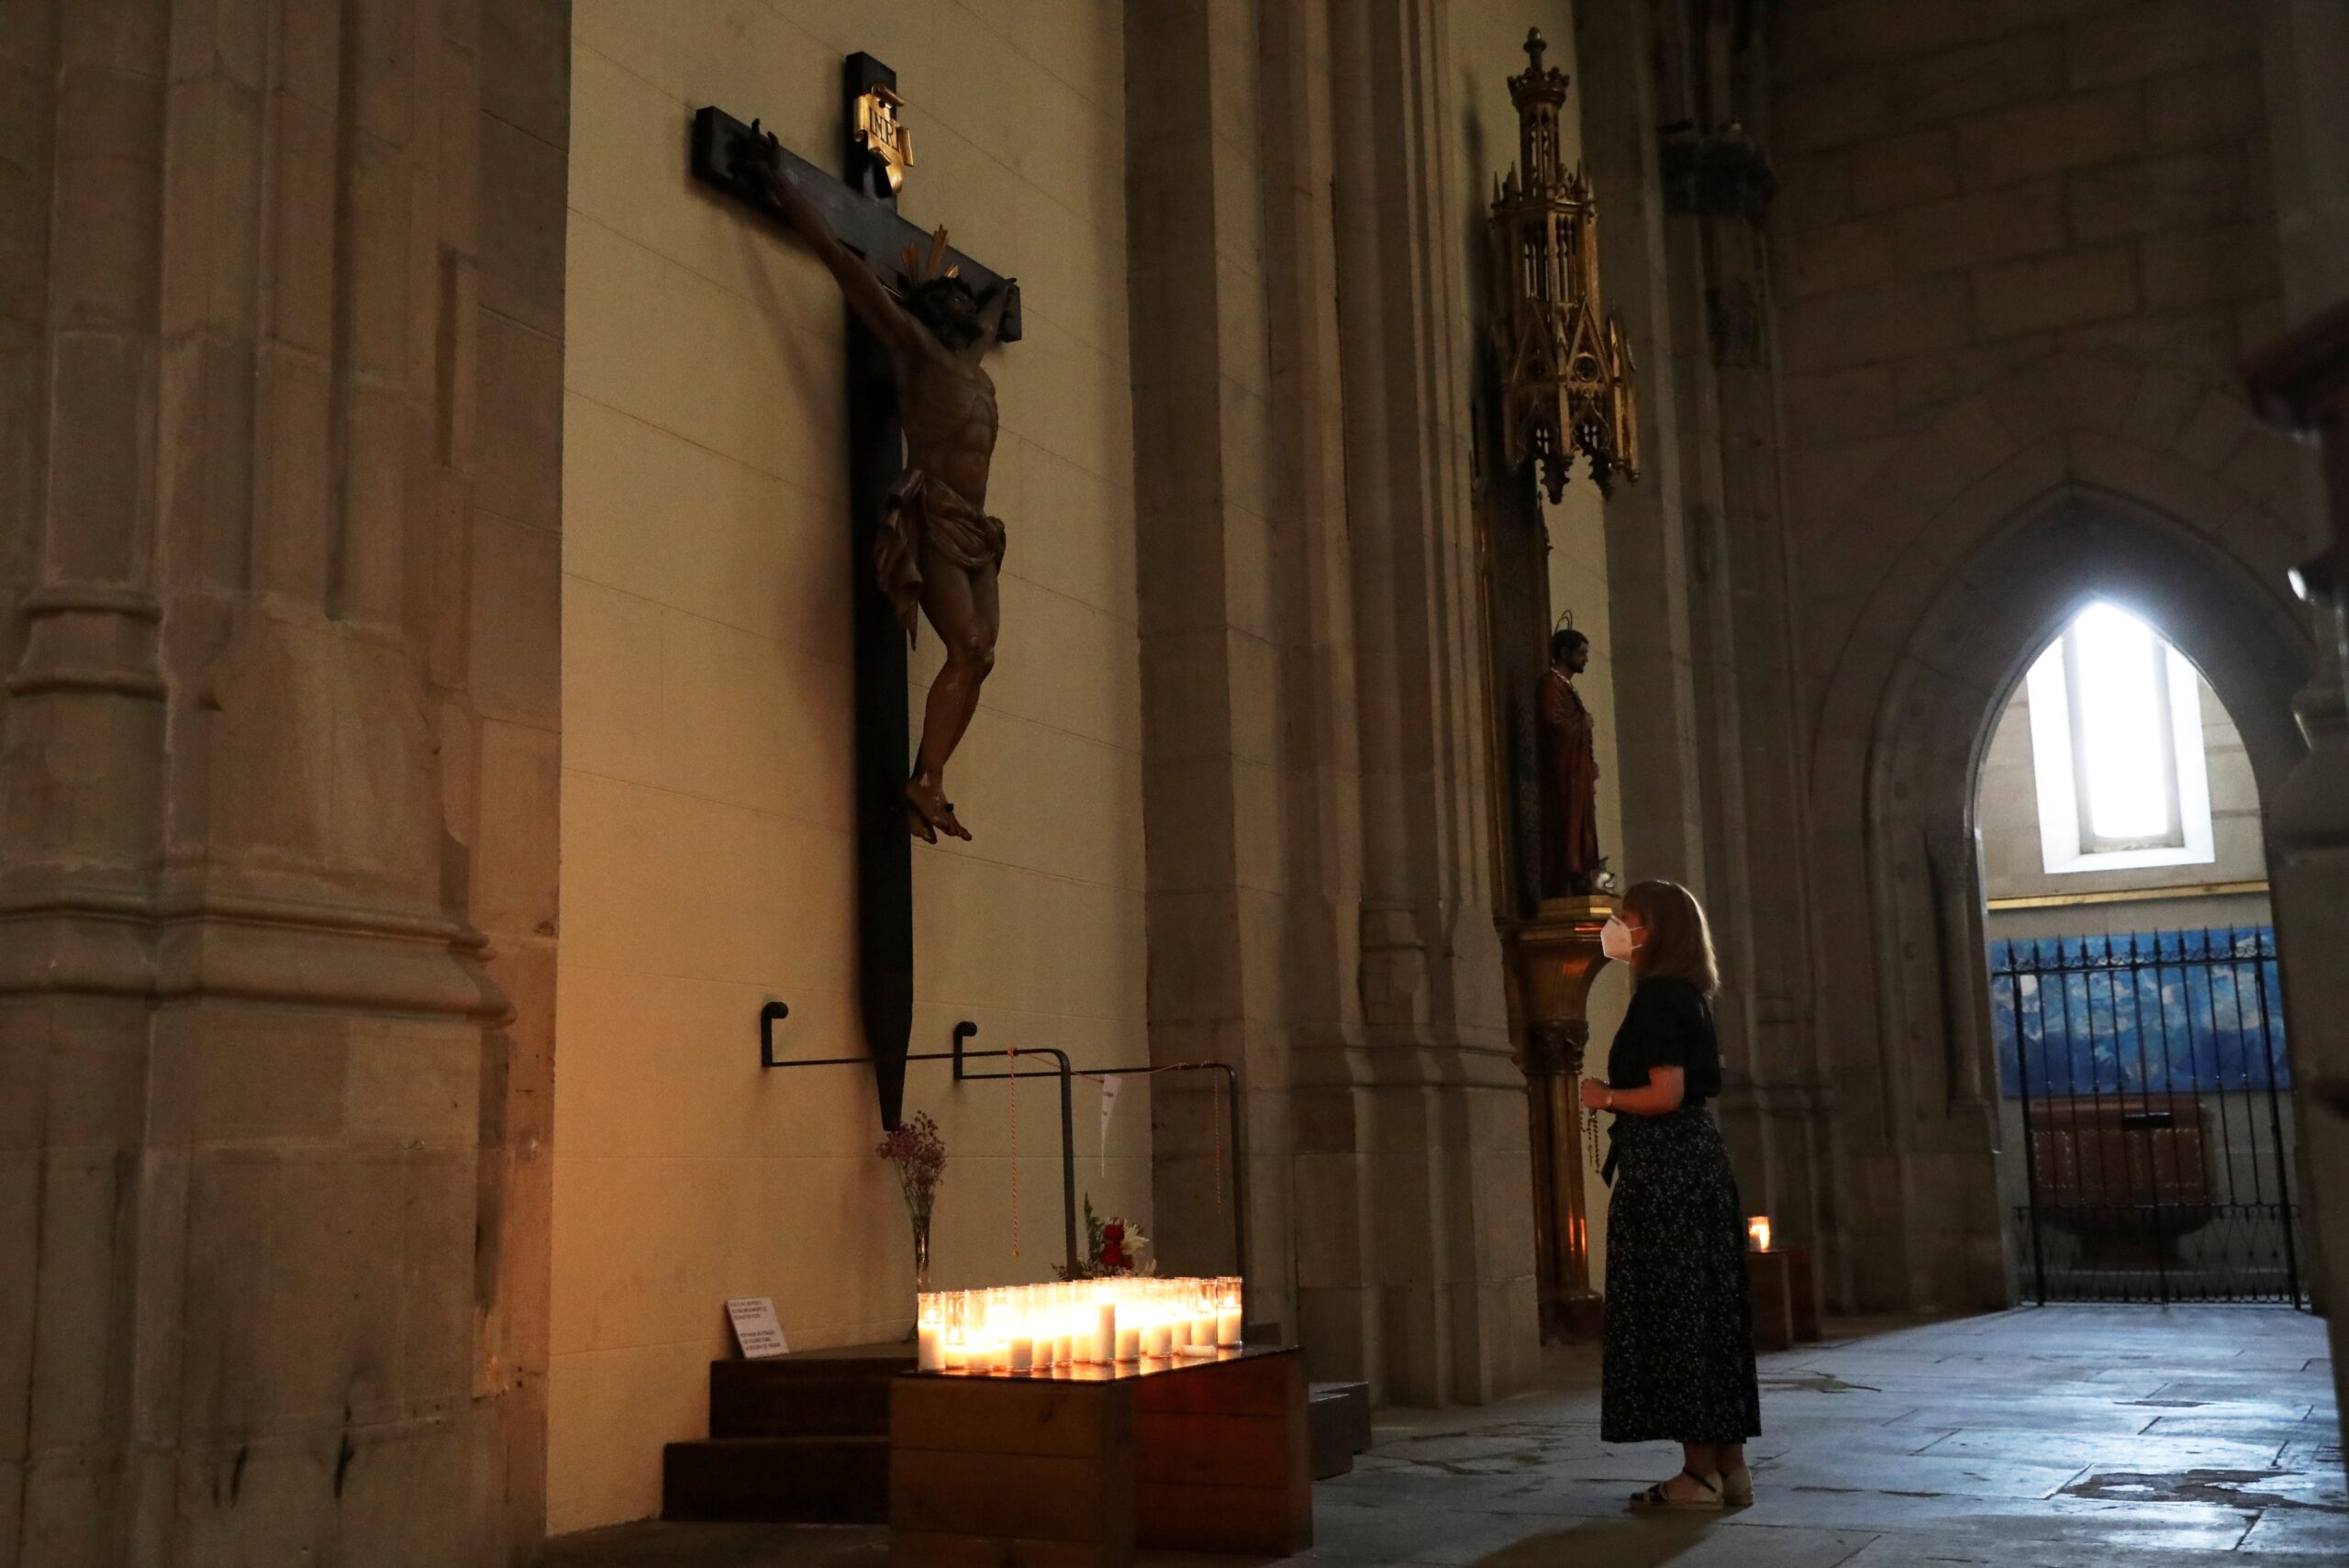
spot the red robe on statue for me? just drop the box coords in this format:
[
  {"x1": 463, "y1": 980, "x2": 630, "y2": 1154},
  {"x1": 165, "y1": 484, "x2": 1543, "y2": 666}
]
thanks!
[{"x1": 1538, "y1": 668, "x2": 1602, "y2": 896}]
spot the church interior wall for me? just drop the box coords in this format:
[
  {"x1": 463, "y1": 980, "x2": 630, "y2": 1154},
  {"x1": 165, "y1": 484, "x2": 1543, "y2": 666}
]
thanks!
[
  {"x1": 551, "y1": 0, "x2": 1144, "y2": 1532},
  {"x1": 1765, "y1": 0, "x2": 2325, "y2": 1314}
]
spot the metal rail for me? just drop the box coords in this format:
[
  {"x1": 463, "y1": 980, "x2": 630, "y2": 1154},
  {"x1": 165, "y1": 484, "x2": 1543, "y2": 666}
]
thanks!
[
  {"x1": 758, "y1": 1006, "x2": 1254, "y2": 1305},
  {"x1": 1990, "y1": 927, "x2": 2302, "y2": 1306}
]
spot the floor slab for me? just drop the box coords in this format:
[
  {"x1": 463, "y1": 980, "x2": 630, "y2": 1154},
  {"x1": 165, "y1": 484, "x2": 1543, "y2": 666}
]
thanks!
[{"x1": 543, "y1": 1306, "x2": 2348, "y2": 1567}]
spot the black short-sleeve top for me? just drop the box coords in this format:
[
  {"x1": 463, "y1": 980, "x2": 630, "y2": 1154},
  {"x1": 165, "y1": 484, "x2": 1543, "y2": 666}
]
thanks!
[{"x1": 1605, "y1": 975, "x2": 1722, "y2": 1105}]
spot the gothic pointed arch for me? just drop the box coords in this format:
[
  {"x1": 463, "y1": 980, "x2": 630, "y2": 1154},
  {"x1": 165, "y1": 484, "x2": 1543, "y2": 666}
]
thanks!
[{"x1": 1795, "y1": 350, "x2": 2321, "y2": 1311}]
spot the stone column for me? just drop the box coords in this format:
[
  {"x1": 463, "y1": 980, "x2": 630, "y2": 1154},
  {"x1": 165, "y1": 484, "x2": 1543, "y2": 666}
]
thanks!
[
  {"x1": 1568, "y1": 0, "x2": 1711, "y2": 895},
  {"x1": 1304, "y1": 0, "x2": 1536, "y2": 1406},
  {"x1": 1573, "y1": 0, "x2": 1836, "y2": 1296},
  {"x1": 2254, "y1": 0, "x2": 2349, "y2": 1417},
  {"x1": 0, "y1": 3, "x2": 567, "y2": 1563},
  {"x1": 1129, "y1": 0, "x2": 1538, "y2": 1406},
  {"x1": 1126, "y1": 0, "x2": 1302, "y2": 1311}
]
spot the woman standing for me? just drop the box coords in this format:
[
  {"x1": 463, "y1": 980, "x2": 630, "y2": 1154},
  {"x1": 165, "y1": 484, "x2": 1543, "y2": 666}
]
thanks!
[{"x1": 1578, "y1": 880, "x2": 1762, "y2": 1509}]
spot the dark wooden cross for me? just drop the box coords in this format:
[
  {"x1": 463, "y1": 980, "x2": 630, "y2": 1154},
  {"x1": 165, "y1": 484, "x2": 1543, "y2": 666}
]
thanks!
[{"x1": 691, "y1": 56, "x2": 1021, "y2": 1131}]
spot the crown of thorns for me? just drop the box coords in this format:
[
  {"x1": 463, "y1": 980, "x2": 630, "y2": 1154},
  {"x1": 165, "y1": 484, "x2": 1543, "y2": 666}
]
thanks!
[{"x1": 900, "y1": 226, "x2": 962, "y2": 289}]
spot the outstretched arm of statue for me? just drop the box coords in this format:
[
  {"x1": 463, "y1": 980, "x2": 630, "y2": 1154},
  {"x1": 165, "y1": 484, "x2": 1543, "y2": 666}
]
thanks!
[{"x1": 741, "y1": 129, "x2": 922, "y2": 357}]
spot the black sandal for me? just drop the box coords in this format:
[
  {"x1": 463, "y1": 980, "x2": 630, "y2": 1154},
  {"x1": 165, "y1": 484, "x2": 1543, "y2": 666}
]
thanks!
[{"x1": 1629, "y1": 1468, "x2": 1725, "y2": 1511}]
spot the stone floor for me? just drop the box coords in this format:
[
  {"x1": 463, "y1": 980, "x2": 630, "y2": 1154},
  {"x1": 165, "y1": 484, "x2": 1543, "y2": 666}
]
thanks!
[{"x1": 545, "y1": 1306, "x2": 2345, "y2": 1566}]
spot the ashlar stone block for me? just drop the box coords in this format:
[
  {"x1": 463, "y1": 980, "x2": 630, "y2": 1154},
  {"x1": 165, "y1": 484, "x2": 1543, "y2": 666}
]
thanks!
[
  {"x1": 2064, "y1": 0, "x2": 2257, "y2": 91},
  {"x1": 2142, "y1": 59, "x2": 2266, "y2": 152},
  {"x1": 1893, "y1": 180, "x2": 2066, "y2": 276},
  {"x1": 1850, "y1": 128, "x2": 1956, "y2": 213},
  {"x1": 2140, "y1": 222, "x2": 2281, "y2": 310},
  {"x1": 1954, "y1": 86, "x2": 2143, "y2": 191},
  {"x1": 1892, "y1": 30, "x2": 2066, "y2": 124},
  {"x1": 1782, "y1": 273, "x2": 1972, "y2": 372},
  {"x1": 1973, "y1": 247, "x2": 2137, "y2": 339},
  {"x1": 2067, "y1": 150, "x2": 2248, "y2": 242}
]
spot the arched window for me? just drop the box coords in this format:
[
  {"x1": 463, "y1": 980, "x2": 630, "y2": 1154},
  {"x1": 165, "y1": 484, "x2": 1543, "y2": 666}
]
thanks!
[{"x1": 2023, "y1": 602, "x2": 2214, "y2": 873}]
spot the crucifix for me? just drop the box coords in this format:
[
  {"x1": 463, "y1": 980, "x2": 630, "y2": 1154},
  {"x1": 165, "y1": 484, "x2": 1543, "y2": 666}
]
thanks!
[{"x1": 692, "y1": 57, "x2": 1022, "y2": 1130}]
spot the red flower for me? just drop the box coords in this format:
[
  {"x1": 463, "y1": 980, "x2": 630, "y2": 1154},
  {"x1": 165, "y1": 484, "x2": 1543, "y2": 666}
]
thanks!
[{"x1": 1100, "y1": 1222, "x2": 1127, "y2": 1271}]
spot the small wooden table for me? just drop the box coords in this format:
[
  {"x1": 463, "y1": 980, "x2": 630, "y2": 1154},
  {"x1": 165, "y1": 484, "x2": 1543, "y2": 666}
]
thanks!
[
  {"x1": 889, "y1": 1345, "x2": 1311, "y2": 1566},
  {"x1": 1747, "y1": 1246, "x2": 1821, "y2": 1351}
]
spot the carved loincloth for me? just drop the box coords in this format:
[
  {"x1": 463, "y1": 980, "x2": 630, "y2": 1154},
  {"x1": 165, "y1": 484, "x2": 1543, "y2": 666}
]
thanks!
[{"x1": 875, "y1": 467, "x2": 1006, "y2": 639}]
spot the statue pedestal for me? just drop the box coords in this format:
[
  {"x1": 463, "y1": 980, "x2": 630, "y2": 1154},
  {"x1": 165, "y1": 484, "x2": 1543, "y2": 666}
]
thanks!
[{"x1": 1504, "y1": 895, "x2": 1613, "y2": 1341}]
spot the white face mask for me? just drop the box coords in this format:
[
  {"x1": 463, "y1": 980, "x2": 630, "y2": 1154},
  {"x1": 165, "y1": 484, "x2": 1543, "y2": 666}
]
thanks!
[{"x1": 1600, "y1": 916, "x2": 1641, "y2": 962}]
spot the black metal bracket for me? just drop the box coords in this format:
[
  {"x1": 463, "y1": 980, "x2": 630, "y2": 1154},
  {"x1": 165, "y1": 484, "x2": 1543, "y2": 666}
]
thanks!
[
  {"x1": 751, "y1": 1010, "x2": 1256, "y2": 1310},
  {"x1": 758, "y1": 1000, "x2": 790, "y2": 1067},
  {"x1": 756, "y1": 1011, "x2": 1080, "y2": 1276}
]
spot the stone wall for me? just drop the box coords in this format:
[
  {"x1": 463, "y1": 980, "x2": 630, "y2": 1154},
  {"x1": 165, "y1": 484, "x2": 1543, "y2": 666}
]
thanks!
[
  {"x1": 0, "y1": 1, "x2": 570, "y2": 1564},
  {"x1": 1125, "y1": 0, "x2": 1557, "y2": 1406},
  {"x1": 1768, "y1": 0, "x2": 2325, "y2": 1311},
  {"x1": 551, "y1": 0, "x2": 1143, "y2": 1534}
]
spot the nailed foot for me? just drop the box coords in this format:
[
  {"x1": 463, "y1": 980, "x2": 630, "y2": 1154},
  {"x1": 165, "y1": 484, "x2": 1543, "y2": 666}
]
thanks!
[{"x1": 905, "y1": 775, "x2": 972, "y2": 841}]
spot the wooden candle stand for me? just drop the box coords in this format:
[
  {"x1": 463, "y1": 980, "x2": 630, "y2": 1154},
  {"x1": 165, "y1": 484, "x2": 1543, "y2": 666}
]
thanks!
[
  {"x1": 1745, "y1": 1245, "x2": 1820, "y2": 1351},
  {"x1": 889, "y1": 1345, "x2": 1310, "y2": 1565}
]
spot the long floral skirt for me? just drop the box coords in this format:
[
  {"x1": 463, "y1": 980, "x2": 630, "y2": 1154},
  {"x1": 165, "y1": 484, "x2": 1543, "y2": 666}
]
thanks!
[{"x1": 1601, "y1": 1106, "x2": 1763, "y2": 1445}]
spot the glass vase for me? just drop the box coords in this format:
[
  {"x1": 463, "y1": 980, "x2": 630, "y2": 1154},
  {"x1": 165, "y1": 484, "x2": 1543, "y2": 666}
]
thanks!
[{"x1": 909, "y1": 1201, "x2": 933, "y2": 1296}]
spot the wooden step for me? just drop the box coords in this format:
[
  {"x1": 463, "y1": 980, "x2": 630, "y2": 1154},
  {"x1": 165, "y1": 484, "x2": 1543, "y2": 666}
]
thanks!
[
  {"x1": 707, "y1": 1360, "x2": 900, "y2": 1438},
  {"x1": 1308, "y1": 1381, "x2": 1372, "y2": 1479},
  {"x1": 661, "y1": 1435, "x2": 890, "y2": 1523}
]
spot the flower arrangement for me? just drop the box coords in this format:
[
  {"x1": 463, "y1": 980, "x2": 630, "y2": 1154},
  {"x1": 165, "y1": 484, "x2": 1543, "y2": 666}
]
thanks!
[
  {"x1": 878, "y1": 1112, "x2": 947, "y2": 1291},
  {"x1": 878, "y1": 1111, "x2": 947, "y2": 1210},
  {"x1": 1057, "y1": 1196, "x2": 1152, "y2": 1281}
]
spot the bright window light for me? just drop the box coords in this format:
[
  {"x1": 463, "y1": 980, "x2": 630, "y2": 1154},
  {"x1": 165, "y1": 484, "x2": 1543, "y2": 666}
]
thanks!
[
  {"x1": 2021, "y1": 601, "x2": 2214, "y2": 875},
  {"x1": 2068, "y1": 604, "x2": 2174, "y2": 843}
]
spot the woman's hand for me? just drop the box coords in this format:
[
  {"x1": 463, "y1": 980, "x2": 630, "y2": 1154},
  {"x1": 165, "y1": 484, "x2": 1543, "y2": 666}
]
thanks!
[{"x1": 1578, "y1": 1077, "x2": 1611, "y2": 1111}]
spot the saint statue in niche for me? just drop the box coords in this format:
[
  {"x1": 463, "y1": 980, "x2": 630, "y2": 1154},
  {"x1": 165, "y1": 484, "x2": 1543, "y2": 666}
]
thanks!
[
  {"x1": 1538, "y1": 625, "x2": 1607, "y2": 897},
  {"x1": 746, "y1": 134, "x2": 1017, "y2": 843}
]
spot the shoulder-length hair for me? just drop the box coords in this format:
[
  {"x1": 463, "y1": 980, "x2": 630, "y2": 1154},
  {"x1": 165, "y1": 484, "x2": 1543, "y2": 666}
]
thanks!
[{"x1": 1621, "y1": 879, "x2": 1720, "y2": 996}]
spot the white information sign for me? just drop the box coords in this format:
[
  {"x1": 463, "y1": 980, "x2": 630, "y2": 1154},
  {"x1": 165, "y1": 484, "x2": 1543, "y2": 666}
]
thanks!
[{"x1": 725, "y1": 1296, "x2": 788, "y2": 1359}]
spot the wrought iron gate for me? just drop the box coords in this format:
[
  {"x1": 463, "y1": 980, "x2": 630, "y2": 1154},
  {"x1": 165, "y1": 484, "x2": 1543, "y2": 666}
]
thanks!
[{"x1": 1988, "y1": 928, "x2": 2305, "y2": 1305}]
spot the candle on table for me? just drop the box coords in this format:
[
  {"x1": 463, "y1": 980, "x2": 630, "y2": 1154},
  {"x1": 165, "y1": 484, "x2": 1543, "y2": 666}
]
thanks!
[
  {"x1": 918, "y1": 1324, "x2": 945, "y2": 1373},
  {"x1": 1170, "y1": 1317, "x2": 1192, "y2": 1349},
  {"x1": 1094, "y1": 1303, "x2": 1118, "y2": 1363},
  {"x1": 1217, "y1": 1307, "x2": 1243, "y2": 1346},
  {"x1": 1116, "y1": 1324, "x2": 1141, "y2": 1362},
  {"x1": 1008, "y1": 1334, "x2": 1034, "y2": 1372},
  {"x1": 1144, "y1": 1321, "x2": 1173, "y2": 1358}
]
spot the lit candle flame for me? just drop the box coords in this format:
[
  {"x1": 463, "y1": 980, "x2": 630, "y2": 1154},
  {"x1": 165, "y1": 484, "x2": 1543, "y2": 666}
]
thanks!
[
  {"x1": 1748, "y1": 1216, "x2": 1771, "y2": 1252},
  {"x1": 917, "y1": 1276, "x2": 1245, "y2": 1373}
]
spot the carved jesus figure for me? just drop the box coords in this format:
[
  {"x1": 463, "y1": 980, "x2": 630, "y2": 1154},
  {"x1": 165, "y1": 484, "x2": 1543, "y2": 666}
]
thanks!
[{"x1": 749, "y1": 135, "x2": 1015, "y2": 842}]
